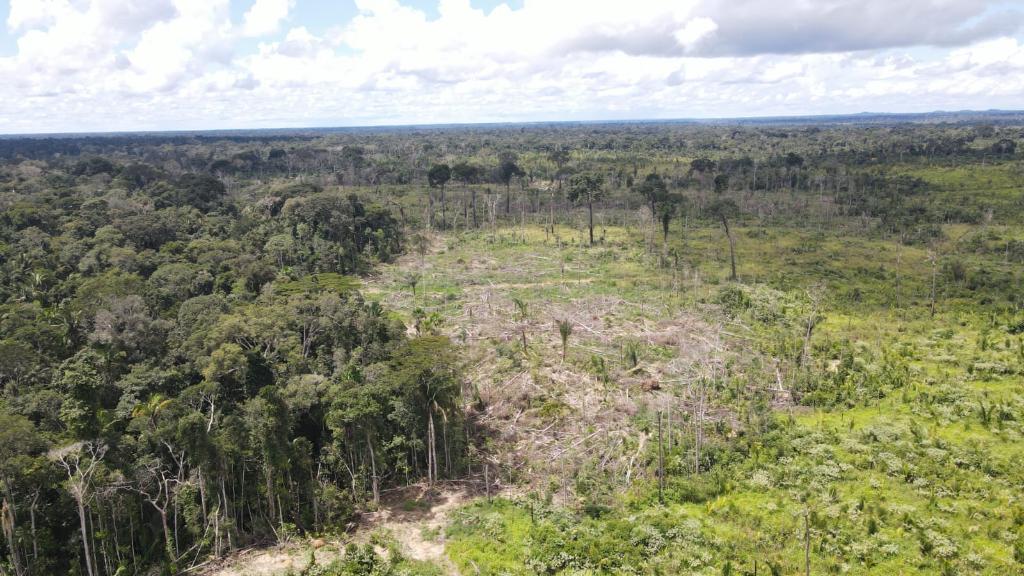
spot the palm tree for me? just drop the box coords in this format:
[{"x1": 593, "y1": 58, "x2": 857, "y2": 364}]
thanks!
[
  {"x1": 557, "y1": 319, "x2": 573, "y2": 361},
  {"x1": 132, "y1": 394, "x2": 173, "y2": 427},
  {"x1": 512, "y1": 297, "x2": 528, "y2": 348},
  {"x1": 498, "y1": 154, "x2": 523, "y2": 214},
  {"x1": 511, "y1": 297, "x2": 527, "y2": 321},
  {"x1": 406, "y1": 273, "x2": 420, "y2": 297}
]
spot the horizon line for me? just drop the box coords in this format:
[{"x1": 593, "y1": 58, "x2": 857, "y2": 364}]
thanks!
[{"x1": 3, "y1": 108, "x2": 1023, "y2": 139}]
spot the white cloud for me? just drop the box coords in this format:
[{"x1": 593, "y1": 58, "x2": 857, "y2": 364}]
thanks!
[
  {"x1": 7, "y1": 0, "x2": 66, "y2": 32},
  {"x1": 0, "y1": 0, "x2": 1022, "y2": 133},
  {"x1": 274, "y1": 27, "x2": 324, "y2": 58},
  {"x1": 242, "y1": 0, "x2": 295, "y2": 37},
  {"x1": 690, "y1": 0, "x2": 1023, "y2": 55},
  {"x1": 118, "y1": 1, "x2": 232, "y2": 92}
]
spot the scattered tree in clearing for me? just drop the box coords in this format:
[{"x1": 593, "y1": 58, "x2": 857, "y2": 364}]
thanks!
[
  {"x1": 708, "y1": 198, "x2": 741, "y2": 280},
  {"x1": 452, "y1": 161, "x2": 482, "y2": 227},
  {"x1": 498, "y1": 154, "x2": 524, "y2": 215},
  {"x1": 568, "y1": 172, "x2": 606, "y2": 245},
  {"x1": 428, "y1": 163, "x2": 452, "y2": 229},
  {"x1": 714, "y1": 173, "x2": 730, "y2": 194},
  {"x1": 636, "y1": 173, "x2": 669, "y2": 217}
]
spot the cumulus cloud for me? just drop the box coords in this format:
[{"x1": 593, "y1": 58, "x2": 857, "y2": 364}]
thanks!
[
  {"x1": 242, "y1": 0, "x2": 295, "y2": 37},
  {"x1": 121, "y1": 0, "x2": 235, "y2": 93},
  {"x1": 0, "y1": 0, "x2": 1022, "y2": 133},
  {"x1": 274, "y1": 27, "x2": 324, "y2": 58},
  {"x1": 690, "y1": 0, "x2": 1023, "y2": 56}
]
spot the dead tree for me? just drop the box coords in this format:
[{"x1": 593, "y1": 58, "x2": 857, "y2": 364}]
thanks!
[{"x1": 52, "y1": 442, "x2": 108, "y2": 576}]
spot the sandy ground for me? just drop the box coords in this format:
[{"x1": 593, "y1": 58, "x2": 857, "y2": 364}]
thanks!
[{"x1": 200, "y1": 484, "x2": 475, "y2": 576}]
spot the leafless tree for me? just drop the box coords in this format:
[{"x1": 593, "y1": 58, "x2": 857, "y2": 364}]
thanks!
[{"x1": 52, "y1": 441, "x2": 108, "y2": 576}]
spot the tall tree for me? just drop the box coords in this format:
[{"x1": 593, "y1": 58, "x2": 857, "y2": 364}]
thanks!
[
  {"x1": 452, "y1": 161, "x2": 481, "y2": 228},
  {"x1": 498, "y1": 155, "x2": 524, "y2": 215},
  {"x1": 547, "y1": 146, "x2": 571, "y2": 189},
  {"x1": 568, "y1": 172, "x2": 606, "y2": 245},
  {"x1": 636, "y1": 173, "x2": 668, "y2": 217},
  {"x1": 658, "y1": 193, "x2": 683, "y2": 246},
  {"x1": 427, "y1": 163, "x2": 452, "y2": 229},
  {"x1": 690, "y1": 158, "x2": 715, "y2": 190},
  {"x1": 387, "y1": 337, "x2": 461, "y2": 485},
  {"x1": 713, "y1": 173, "x2": 730, "y2": 194},
  {"x1": 0, "y1": 411, "x2": 47, "y2": 576},
  {"x1": 636, "y1": 173, "x2": 680, "y2": 249},
  {"x1": 547, "y1": 147, "x2": 572, "y2": 233},
  {"x1": 52, "y1": 441, "x2": 108, "y2": 576},
  {"x1": 708, "y1": 199, "x2": 741, "y2": 280}
]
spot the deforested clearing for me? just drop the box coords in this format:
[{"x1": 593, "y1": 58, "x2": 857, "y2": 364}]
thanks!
[{"x1": 2, "y1": 118, "x2": 1023, "y2": 576}]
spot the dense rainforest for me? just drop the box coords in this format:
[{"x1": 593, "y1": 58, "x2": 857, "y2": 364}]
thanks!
[
  {"x1": 1, "y1": 116, "x2": 1023, "y2": 575},
  {"x1": 0, "y1": 145, "x2": 464, "y2": 575}
]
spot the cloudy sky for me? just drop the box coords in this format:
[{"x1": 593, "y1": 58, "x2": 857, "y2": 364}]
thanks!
[{"x1": 1, "y1": 0, "x2": 1023, "y2": 134}]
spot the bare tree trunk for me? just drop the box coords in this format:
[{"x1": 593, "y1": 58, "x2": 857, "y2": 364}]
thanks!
[
  {"x1": 430, "y1": 412, "x2": 438, "y2": 484},
  {"x1": 220, "y1": 476, "x2": 231, "y2": 550},
  {"x1": 895, "y1": 241, "x2": 902, "y2": 311},
  {"x1": 549, "y1": 189, "x2": 555, "y2": 234},
  {"x1": 426, "y1": 412, "x2": 436, "y2": 485},
  {"x1": 367, "y1": 431, "x2": 379, "y2": 506},
  {"x1": 484, "y1": 464, "x2": 490, "y2": 501},
  {"x1": 443, "y1": 418, "x2": 451, "y2": 478},
  {"x1": 723, "y1": 218, "x2": 737, "y2": 280},
  {"x1": 213, "y1": 502, "x2": 220, "y2": 557},
  {"x1": 929, "y1": 249, "x2": 937, "y2": 317},
  {"x1": 310, "y1": 465, "x2": 320, "y2": 532},
  {"x1": 667, "y1": 408, "x2": 673, "y2": 450},
  {"x1": 587, "y1": 197, "x2": 595, "y2": 245},
  {"x1": 440, "y1": 185, "x2": 446, "y2": 230},
  {"x1": 129, "y1": 504, "x2": 137, "y2": 572},
  {"x1": 657, "y1": 412, "x2": 665, "y2": 505},
  {"x1": 427, "y1": 192, "x2": 434, "y2": 230},
  {"x1": 29, "y1": 491, "x2": 38, "y2": 563},
  {"x1": 1, "y1": 493, "x2": 23, "y2": 576},
  {"x1": 96, "y1": 506, "x2": 111, "y2": 576},
  {"x1": 76, "y1": 499, "x2": 95, "y2": 576},
  {"x1": 693, "y1": 381, "x2": 707, "y2": 474},
  {"x1": 56, "y1": 444, "x2": 106, "y2": 576},
  {"x1": 173, "y1": 479, "x2": 180, "y2": 559},
  {"x1": 277, "y1": 494, "x2": 284, "y2": 529},
  {"x1": 159, "y1": 508, "x2": 173, "y2": 568},
  {"x1": 198, "y1": 466, "x2": 208, "y2": 526},
  {"x1": 265, "y1": 466, "x2": 276, "y2": 530}
]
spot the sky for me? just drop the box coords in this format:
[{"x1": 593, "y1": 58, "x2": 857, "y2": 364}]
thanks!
[{"x1": 1, "y1": 0, "x2": 1023, "y2": 134}]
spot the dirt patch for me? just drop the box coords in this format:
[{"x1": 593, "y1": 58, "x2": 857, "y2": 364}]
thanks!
[
  {"x1": 200, "y1": 484, "x2": 480, "y2": 576},
  {"x1": 201, "y1": 542, "x2": 340, "y2": 576},
  {"x1": 358, "y1": 485, "x2": 475, "y2": 572}
]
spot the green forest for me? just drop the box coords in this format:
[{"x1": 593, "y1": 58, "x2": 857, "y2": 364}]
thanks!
[{"x1": 1, "y1": 117, "x2": 1022, "y2": 575}]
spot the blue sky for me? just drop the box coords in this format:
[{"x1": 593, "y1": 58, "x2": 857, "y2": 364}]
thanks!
[{"x1": 0, "y1": 0, "x2": 1022, "y2": 134}]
